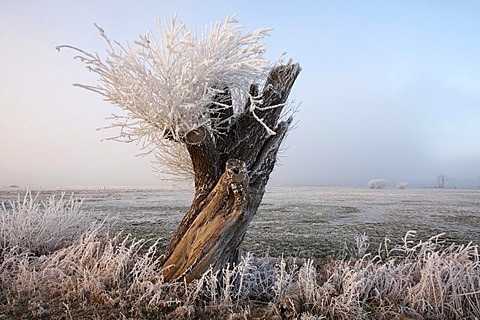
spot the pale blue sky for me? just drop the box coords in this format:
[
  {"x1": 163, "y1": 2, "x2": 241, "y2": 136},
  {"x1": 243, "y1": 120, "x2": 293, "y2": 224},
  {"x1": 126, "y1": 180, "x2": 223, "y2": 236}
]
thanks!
[{"x1": 1, "y1": 0, "x2": 479, "y2": 188}]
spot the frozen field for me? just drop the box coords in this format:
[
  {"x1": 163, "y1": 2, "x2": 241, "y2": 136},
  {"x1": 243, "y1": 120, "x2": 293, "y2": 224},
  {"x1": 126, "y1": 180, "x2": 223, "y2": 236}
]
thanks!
[{"x1": 1, "y1": 186, "x2": 479, "y2": 258}]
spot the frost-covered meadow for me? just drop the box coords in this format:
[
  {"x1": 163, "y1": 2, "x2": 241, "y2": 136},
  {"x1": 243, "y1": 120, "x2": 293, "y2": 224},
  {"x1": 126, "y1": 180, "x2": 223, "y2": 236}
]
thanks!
[
  {"x1": 2, "y1": 186, "x2": 477, "y2": 257},
  {"x1": 1, "y1": 186, "x2": 479, "y2": 319}
]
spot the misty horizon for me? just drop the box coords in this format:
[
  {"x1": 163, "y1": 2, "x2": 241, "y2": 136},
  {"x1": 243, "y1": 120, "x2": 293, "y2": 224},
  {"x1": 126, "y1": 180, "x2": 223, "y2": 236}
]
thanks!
[{"x1": 1, "y1": 1, "x2": 479, "y2": 188}]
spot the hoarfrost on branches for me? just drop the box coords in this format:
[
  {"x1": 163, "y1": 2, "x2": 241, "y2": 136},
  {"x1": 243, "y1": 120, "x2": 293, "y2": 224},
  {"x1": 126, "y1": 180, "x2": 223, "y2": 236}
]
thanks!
[
  {"x1": 57, "y1": 16, "x2": 284, "y2": 179},
  {"x1": 367, "y1": 179, "x2": 385, "y2": 189},
  {"x1": 396, "y1": 182, "x2": 408, "y2": 189}
]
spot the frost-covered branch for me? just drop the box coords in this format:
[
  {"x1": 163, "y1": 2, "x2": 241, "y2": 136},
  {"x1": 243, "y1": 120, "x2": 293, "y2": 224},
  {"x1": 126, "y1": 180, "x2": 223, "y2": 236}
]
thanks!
[{"x1": 58, "y1": 16, "x2": 282, "y2": 179}]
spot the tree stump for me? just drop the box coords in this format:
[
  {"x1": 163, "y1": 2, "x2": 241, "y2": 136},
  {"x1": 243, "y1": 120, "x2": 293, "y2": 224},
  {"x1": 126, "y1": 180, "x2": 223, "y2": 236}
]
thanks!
[{"x1": 159, "y1": 61, "x2": 301, "y2": 281}]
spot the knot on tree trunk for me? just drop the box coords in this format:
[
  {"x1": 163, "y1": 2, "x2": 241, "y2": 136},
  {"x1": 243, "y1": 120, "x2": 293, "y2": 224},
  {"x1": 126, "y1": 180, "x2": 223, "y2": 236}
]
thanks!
[
  {"x1": 185, "y1": 127, "x2": 206, "y2": 145},
  {"x1": 226, "y1": 159, "x2": 246, "y2": 183},
  {"x1": 226, "y1": 159, "x2": 247, "y2": 206}
]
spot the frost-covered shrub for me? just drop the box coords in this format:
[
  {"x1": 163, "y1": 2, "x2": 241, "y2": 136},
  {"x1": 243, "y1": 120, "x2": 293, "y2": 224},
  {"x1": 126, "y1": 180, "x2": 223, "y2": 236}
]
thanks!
[
  {"x1": 0, "y1": 191, "x2": 95, "y2": 255},
  {"x1": 396, "y1": 182, "x2": 408, "y2": 189},
  {"x1": 0, "y1": 229, "x2": 164, "y2": 319},
  {"x1": 367, "y1": 179, "x2": 385, "y2": 189},
  {"x1": 0, "y1": 230, "x2": 272, "y2": 319},
  {"x1": 1, "y1": 231, "x2": 478, "y2": 319},
  {"x1": 276, "y1": 232, "x2": 480, "y2": 319}
]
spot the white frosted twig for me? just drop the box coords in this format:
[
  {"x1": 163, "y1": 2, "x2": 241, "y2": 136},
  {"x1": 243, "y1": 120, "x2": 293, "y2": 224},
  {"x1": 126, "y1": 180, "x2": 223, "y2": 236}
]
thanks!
[{"x1": 248, "y1": 94, "x2": 278, "y2": 136}]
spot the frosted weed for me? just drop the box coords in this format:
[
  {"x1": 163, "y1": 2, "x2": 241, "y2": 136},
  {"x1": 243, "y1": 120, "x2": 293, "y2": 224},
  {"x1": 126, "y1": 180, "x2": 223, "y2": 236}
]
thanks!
[{"x1": 0, "y1": 191, "x2": 96, "y2": 255}]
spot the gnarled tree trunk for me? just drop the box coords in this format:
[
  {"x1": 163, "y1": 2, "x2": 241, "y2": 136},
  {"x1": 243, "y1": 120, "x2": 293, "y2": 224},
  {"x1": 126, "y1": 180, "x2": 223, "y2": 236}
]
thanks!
[{"x1": 159, "y1": 61, "x2": 301, "y2": 282}]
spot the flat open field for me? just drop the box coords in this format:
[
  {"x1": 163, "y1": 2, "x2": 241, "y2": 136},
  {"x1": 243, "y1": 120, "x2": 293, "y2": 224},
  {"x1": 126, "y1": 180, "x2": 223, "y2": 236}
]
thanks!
[{"x1": 1, "y1": 186, "x2": 479, "y2": 258}]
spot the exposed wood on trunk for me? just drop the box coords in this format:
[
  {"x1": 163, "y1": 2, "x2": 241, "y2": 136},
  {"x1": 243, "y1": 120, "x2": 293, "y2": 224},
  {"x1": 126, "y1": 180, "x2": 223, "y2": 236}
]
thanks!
[
  {"x1": 160, "y1": 61, "x2": 301, "y2": 281},
  {"x1": 159, "y1": 130, "x2": 220, "y2": 267},
  {"x1": 162, "y1": 160, "x2": 249, "y2": 282}
]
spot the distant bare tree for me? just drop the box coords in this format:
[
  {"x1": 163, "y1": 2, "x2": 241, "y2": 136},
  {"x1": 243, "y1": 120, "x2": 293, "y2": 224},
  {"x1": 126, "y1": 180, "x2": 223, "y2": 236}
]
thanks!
[
  {"x1": 58, "y1": 16, "x2": 301, "y2": 281},
  {"x1": 437, "y1": 175, "x2": 446, "y2": 188}
]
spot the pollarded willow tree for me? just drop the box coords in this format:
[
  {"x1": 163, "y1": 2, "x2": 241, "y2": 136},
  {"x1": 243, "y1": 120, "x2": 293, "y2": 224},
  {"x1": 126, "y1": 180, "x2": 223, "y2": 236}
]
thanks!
[{"x1": 58, "y1": 16, "x2": 301, "y2": 282}]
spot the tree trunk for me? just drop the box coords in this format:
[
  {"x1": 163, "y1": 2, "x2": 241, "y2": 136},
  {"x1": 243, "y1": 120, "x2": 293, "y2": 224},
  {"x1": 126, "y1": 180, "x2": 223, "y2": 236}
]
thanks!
[{"x1": 159, "y1": 61, "x2": 301, "y2": 282}]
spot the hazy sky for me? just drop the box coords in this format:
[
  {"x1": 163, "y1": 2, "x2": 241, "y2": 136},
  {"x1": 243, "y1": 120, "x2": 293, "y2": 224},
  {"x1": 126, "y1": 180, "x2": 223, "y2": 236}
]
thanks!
[{"x1": 1, "y1": 0, "x2": 479, "y2": 188}]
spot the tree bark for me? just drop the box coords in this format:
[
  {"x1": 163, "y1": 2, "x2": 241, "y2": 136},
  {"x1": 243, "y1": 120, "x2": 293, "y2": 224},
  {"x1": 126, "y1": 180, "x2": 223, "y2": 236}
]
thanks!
[{"x1": 159, "y1": 61, "x2": 301, "y2": 281}]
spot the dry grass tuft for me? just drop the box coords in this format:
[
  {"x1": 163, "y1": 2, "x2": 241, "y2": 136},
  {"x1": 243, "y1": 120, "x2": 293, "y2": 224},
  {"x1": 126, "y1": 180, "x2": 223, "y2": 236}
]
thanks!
[{"x1": 1, "y1": 191, "x2": 96, "y2": 256}]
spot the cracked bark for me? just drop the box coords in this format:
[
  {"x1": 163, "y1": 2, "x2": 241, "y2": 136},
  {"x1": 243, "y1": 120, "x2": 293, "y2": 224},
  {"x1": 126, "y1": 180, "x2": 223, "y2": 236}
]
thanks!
[{"x1": 159, "y1": 61, "x2": 301, "y2": 281}]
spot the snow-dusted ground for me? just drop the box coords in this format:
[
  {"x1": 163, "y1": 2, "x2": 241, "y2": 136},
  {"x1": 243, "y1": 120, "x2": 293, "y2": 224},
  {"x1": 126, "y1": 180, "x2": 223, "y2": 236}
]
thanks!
[
  {"x1": 1, "y1": 186, "x2": 478, "y2": 258},
  {"x1": 249, "y1": 186, "x2": 480, "y2": 257}
]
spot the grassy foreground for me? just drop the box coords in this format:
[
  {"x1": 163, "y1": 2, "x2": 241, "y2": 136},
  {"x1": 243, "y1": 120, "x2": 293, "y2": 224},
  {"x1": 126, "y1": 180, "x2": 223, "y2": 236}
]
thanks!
[{"x1": 1, "y1": 193, "x2": 479, "y2": 319}]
